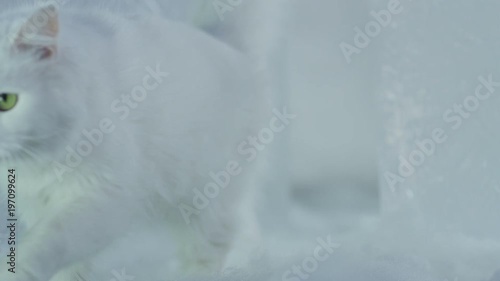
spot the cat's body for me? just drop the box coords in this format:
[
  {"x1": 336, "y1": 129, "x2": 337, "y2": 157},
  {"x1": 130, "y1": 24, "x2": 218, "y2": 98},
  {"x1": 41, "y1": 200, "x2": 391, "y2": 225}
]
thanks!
[{"x1": 0, "y1": 2, "x2": 281, "y2": 280}]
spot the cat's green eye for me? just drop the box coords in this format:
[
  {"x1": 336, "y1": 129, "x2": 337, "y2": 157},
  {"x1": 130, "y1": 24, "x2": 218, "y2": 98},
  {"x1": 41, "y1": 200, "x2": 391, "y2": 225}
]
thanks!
[{"x1": 0, "y1": 93, "x2": 18, "y2": 112}]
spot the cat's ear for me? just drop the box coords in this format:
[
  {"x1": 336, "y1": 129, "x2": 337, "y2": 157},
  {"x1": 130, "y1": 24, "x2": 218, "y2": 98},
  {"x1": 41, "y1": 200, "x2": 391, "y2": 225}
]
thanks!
[{"x1": 13, "y1": 4, "x2": 59, "y2": 60}]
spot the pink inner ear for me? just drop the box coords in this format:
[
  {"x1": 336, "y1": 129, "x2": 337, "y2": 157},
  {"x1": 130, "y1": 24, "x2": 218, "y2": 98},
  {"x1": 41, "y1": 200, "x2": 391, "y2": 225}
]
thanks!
[
  {"x1": 14, "y1": 41, "x2": 57, "y2": 61},
  {"x1": 39, "y1": 47, "x2": 55, "y2": 59},
  {"x1": 14, "y1": 5, "x2": 59, "y2": 59}
]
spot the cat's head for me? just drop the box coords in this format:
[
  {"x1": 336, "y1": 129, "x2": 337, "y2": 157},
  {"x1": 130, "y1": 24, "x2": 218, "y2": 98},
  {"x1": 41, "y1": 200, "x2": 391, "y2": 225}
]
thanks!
[{"x1": 0, "y1": 5, "x2": 85, "y2": 164}]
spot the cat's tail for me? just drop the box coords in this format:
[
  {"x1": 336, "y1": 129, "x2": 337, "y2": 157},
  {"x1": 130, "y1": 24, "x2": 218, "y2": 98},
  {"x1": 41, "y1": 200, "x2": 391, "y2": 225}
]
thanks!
[
  {"x1": 180, "y1": 0, "x2": 294, "y2": 225},
  {"x1": 123, "y1": 0, "x2": 289, "y2": 62},
  {"x1": 198, "y1": 0, "x2": 289, "y2": 55},
  {"x1": 190, "y1": 0, "x2": 294, "y2": 226},
  {"x1": 188, "y1": 0, "x2": 289, "y2": 58}
]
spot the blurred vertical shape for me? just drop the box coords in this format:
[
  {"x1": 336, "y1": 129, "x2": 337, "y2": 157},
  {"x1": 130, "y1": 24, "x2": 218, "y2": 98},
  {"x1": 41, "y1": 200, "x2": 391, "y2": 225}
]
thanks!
[
  {"x1": 288, "y1": 0, "x2": 379, "y2": 217},
  {"x1": 378, "y1": 0, "x2": 500, "y2": 240},
  {"x1": 180, "y1": 0, "x2": 295, "y2": 224}
]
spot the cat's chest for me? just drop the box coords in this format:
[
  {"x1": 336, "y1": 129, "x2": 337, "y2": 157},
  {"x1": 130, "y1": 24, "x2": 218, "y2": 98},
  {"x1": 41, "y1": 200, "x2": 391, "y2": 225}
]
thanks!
[
  {"x1": 14, "y1": 166, "x2": 113, "y2": 227},
  {"x1": 16, "y1": 175, "x2": 70, "y2": 223}
]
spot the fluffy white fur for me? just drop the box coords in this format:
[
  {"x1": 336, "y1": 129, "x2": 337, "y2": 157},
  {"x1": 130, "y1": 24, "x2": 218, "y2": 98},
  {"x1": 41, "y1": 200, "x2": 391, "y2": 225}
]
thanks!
[{"x1": 0, "y1": 2, "x2": 278, "y2": 280}]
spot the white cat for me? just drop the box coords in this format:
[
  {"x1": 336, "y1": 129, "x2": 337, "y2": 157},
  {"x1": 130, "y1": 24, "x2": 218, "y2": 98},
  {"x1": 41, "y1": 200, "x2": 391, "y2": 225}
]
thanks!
[{"x1": 0, "y1": 1, "x2": 286, "y2": 280}]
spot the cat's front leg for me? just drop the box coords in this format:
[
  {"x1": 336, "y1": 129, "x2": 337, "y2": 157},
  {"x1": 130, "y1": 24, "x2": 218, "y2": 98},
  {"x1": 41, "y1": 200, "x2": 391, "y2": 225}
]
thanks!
[{"x1": 0, "y1": 194, "x2": 143, "y2": 281}]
